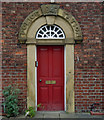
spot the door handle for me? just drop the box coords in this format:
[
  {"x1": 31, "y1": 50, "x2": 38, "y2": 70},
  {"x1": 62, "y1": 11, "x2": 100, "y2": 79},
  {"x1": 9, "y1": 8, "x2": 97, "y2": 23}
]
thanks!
[{"x1": 39, "y1": 79, "x2": 42, "y2": 82}]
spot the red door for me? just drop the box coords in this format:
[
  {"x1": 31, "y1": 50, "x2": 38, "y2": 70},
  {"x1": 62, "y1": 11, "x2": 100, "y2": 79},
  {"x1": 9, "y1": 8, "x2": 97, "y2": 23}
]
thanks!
[{"x1": 37, "y1": 46, "x2": 64, "y2": 111}]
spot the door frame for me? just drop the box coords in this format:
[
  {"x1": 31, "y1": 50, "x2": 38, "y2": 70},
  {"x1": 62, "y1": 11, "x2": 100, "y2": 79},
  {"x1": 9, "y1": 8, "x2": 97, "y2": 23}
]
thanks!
[
  {"x1": 27, "y1": 44, "x2": 74, "y2": 113},
  {"x1": 35, "y1": 45, "x2": 66, "y2": 111}
]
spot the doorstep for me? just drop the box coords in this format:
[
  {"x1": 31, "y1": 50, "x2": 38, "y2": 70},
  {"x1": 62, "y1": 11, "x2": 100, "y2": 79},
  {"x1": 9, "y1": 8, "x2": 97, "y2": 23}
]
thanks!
[{"x1": 1, "y1": 111, "x2": 104, "y2": 119}]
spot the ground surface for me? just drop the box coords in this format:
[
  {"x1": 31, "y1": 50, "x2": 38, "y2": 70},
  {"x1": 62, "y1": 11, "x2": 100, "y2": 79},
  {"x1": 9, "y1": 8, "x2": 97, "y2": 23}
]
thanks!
[{"x1": 0, "y1": 111, "x2": 104, "y2": 119}]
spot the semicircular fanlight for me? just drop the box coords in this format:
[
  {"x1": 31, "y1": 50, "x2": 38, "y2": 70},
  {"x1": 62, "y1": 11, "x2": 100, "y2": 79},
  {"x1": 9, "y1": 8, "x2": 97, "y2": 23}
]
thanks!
[{"x1": 36, "y1": 24, "x2": 65, "y2": 39}]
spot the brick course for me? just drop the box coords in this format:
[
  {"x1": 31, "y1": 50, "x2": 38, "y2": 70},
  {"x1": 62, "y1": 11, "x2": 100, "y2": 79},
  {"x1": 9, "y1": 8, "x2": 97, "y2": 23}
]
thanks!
[{"x1": 2, "y1": 2, "x2": 103, "y2": 113}]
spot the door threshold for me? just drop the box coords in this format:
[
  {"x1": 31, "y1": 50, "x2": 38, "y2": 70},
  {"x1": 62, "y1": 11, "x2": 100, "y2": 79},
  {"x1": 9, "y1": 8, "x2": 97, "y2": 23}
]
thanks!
[{"x1": 37, "y1": 111, "x2": 65, "y2": 113}]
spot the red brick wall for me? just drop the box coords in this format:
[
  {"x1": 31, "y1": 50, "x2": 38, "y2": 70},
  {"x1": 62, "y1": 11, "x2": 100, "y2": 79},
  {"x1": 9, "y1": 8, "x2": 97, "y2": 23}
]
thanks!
[
  {"x1": 67, "y1": 2, "x2": 103, "y2": 112},
  {"x1": 102, "y1": 2, "x2": 104, "y2": 111},
  {"x1": 0, "y1": 2, "x2": 2, "y2": 115},
  {"x1": 2, "y1": 2, "x2": 103, "y2": 113}
]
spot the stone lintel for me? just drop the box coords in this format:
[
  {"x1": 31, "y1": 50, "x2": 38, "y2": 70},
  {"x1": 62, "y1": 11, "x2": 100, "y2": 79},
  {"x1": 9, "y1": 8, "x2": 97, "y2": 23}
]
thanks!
[
  {"x1": 36, "y1": 39, "x2": 65, "y2": 45},
  {"x1": 25, "y1": 38, "x2": 76, "y2": 45}
]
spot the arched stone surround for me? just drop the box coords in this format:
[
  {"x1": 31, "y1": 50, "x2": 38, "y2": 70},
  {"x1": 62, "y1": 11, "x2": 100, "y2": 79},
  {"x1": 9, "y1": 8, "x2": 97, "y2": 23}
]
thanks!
[{"x1": 18, "y1": 4, "x2": 83, "y2": 113}]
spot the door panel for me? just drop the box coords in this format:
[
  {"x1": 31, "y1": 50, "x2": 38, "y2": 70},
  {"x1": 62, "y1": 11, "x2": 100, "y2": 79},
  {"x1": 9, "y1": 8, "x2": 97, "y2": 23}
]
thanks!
[
  {"x1": 52, "y1": 86, "x2": 62, "y2": 104},
  {"x1": 52, "y1": 47, "x2": 62, "y2": 77},
  {"x1": 37, "y1": 46, "x2": 64, "y2": 111},
  {"x1": 39, "y1": 47, "x2": 49, "y2": 77},
  {"x1": 39, "y1": 87, "x2": 49, "y2": 104}
]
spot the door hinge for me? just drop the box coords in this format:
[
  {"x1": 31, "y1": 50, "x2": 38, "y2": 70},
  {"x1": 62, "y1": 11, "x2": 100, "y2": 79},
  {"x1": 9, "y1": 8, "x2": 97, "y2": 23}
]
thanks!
[{"x1": 35, "y1": 61, "x2": 38, "y2": 67}]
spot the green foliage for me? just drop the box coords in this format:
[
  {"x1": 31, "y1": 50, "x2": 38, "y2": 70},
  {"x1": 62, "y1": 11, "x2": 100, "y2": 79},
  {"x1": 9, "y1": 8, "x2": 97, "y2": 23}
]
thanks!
[
  {"x1": 25, "y1": 104, "x2": 41, "y2": 118},
  {"x1": 3, "y1": 85, "x2": 20, "y2": 118},
  {"x1": 25, "y1": 107, "x2": 35, "y2": 118}
]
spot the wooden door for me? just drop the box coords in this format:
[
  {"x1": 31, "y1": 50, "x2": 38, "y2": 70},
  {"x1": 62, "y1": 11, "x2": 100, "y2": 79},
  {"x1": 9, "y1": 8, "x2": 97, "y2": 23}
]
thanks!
[{"x1": 37, "y1": 46, "x2": 64, "y2": 111}]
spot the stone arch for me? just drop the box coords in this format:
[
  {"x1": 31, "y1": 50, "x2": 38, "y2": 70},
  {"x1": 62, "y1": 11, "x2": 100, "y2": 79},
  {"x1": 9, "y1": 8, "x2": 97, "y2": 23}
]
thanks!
[{"x1": 18, "y1": 4, "x2": 83, "y2": 44}]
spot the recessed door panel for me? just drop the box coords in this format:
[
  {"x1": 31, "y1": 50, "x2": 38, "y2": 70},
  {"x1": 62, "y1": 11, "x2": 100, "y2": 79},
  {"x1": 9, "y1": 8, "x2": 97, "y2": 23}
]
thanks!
[
  {"x1": 39, "y1": 87, "x2": 49, "y2": 103},
  {"x1": 52, "y1": 47, "x2": 62, "y2": 77},
  {"x1": 52, "y1": 86, "x2": 62, "y2": 104},
  {"x1": 39, "y1": 48, "x2": 49, "y2": 77}
]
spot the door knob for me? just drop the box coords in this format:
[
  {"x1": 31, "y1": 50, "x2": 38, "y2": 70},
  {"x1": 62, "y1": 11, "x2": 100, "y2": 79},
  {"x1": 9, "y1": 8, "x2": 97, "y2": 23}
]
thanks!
[{"x1": 39, "y1": 79, "x2": 42, "y2": 82}]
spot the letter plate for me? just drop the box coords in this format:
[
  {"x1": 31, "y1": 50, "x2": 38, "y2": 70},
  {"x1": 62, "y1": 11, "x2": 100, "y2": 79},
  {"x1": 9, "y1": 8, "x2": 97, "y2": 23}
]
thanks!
[{"x1": 46, "y1": 80, "x2": 56, "y2": 84}]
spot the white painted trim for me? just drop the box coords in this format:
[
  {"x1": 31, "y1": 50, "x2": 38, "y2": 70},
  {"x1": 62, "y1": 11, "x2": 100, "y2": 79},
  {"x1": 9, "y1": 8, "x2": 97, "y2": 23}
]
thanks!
[
  {"x1": 35, "y1": 46, "x2": 37, "y2": 111},
  {"x1": 64, "y1": 45, "x2": 66, "y2": 111}
]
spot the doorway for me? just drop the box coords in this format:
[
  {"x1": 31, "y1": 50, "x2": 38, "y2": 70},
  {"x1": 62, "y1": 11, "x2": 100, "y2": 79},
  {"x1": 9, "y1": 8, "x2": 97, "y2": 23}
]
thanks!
[{"x1": 19, "y1": 4, "x2": 82, "y2": 112}]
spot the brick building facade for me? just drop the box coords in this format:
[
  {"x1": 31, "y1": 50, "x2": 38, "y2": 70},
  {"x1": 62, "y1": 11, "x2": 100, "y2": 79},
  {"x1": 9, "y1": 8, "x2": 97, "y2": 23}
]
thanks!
[{"x1": 1, "y1": 2, "x2": 103, "y2": 113}]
